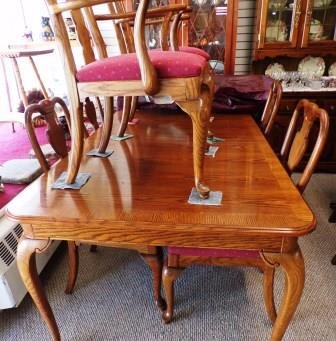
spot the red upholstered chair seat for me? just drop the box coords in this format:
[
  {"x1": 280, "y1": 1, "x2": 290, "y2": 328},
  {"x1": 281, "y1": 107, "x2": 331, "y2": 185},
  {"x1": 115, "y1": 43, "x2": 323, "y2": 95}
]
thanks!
[
  {"x1": 168, "y1": 246, "x2": 260, "y2": 259},
  {"x1": 178, "y1": 46, "x2": 210, "y2": 60},
  {"x1": 76, "y1": 50, "x2": 207, "y2": 82}
]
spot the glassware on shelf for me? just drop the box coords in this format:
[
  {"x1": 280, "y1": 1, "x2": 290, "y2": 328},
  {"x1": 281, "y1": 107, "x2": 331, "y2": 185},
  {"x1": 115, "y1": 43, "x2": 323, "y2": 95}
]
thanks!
[
  {"x1": 313, "y1": 0, "x2": 333, "y2": 8},
  {"x1": 266, "y1": 19, "x2": 288, "y2": 42},
  {"x1": 265, "y1": 62, "x2": 285, "y2": 77},
  {"x1": 268, "y1": 0, "x2": 287, "y2": 10},
  {"x1": 310, "y1": 0, "x2": 336, "y2": 42},
  {"x1": 329, "y1": 62, "x2": 336, "y2": 76},
  {"x1": 309, "y1": 19, "x2": 325, "y2": 40},
  {"x1": 298, "y1": 56, "x2": 326, "y2": 78}
]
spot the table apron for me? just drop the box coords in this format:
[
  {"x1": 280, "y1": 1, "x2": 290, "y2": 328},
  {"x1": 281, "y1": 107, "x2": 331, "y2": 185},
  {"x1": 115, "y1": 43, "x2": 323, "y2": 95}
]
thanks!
[{"x1": 22, "y1": 223, "x2": 299, "y2": 253}]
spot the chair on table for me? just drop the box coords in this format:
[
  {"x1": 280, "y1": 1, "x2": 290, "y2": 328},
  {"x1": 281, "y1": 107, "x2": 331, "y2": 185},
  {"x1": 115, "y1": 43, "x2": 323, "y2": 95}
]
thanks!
[
  {"x1": 162, "y1": 98, "x2": 329, "y2": 323},
  {"x1": 259, "y1": 79, "x2": 282, "y2": 138},
  {"x1": 92, "y1": 1, "x2": 209, "y2": 133},
  {"x1": 46, "y1": 0, "x2": 213, "y2": 200},
  {"x1": 24, "y1": 97, "x2": 166, "y2": 308}
]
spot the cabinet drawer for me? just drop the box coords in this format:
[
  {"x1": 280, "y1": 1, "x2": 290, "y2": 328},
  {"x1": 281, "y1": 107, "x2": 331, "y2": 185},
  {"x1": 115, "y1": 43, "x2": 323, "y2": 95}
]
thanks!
[
  {"x1": 322, "y1": 100, "x2": 336, "y2": 116},
  {"x1": 279, "y1": 98, "x2": 298, "y2": 114}
]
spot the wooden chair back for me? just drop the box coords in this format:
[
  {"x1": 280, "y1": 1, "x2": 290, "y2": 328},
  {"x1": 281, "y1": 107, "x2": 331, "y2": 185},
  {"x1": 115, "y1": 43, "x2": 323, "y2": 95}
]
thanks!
[
  {"x1": 25, "y1": 97, "x2": 71, "y2": 173},
  {"x1": 260, "y1": 80, "x2": 282, "y2": 137},
  {"x1": 280, "y1": 99, "x2": 329, "y2": 193},
  {"x1": 93, "y1": 1, "x2": 190, "y2": 54},
  {"x1": 45, "y1": 0, "x2": 159, "y2": 95}
]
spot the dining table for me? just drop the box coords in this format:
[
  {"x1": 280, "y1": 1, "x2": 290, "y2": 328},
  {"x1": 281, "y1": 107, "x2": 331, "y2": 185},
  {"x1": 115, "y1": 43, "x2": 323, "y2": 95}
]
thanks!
[{"x1": 6, "y1": 110, "x2": 316, "y2": 340}]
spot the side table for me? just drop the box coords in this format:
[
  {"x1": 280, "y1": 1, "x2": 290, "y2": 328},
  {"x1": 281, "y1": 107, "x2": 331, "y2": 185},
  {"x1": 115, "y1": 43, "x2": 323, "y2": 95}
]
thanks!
[{"x1": 0, "y1": 46, "x2": 53, "y2": 131}]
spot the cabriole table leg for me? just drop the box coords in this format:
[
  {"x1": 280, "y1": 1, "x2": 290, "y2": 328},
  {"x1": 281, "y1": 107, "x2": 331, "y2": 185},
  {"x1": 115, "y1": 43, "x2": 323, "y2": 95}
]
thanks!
[
  {"x1": 264, "y1": 247, "x2": 304, "y2": 341},
  {"x1": 17, "y1": 235, "x2": 61, "y2": 341}
]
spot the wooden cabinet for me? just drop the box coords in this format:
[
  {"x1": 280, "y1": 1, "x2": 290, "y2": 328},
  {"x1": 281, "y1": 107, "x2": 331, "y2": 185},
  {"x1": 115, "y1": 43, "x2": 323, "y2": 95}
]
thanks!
[
  {"x1": 254, "y1": 0, "x2": 336, "y2": 60},
  {"x1": 269, "y1": 91, "x2": 336, "y2": 172}
]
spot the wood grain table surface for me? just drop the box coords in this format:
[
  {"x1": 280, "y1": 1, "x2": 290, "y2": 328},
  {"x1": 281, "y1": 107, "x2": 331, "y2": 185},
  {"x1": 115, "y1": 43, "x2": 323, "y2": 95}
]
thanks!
[{"x1": 6, "y1": 111, "x2": 316, "y2": 340}]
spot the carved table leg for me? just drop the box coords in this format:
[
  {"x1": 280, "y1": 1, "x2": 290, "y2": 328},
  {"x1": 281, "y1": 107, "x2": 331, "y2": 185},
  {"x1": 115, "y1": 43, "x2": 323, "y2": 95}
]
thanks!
[
  {"x1": 262, "y1": 264, "x2": 277, "y2": 323},
  {"x1": 141, "y1": 247, "x2": 166, "y2": 311},
  {"x1": 98, "y1": 96, "x2": 114, "y2": 153},
  {"x1": 17, "y1": 235, "x2": 60, "y2": 341},
  {"x1": 263, "y1": 248, "x2": 304, "y2": 341},
  {"x1": 162, "y1": 262, "x2": 184, "y2": 323},
  {"x1": 65, "y1": 241, "x2": 79, "y2": 294}
]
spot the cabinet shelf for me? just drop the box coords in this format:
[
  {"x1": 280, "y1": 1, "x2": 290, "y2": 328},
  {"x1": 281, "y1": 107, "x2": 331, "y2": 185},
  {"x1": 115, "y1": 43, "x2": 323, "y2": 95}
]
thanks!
[
  {"x1": 267, "y1": 7, "x2": 294, "y2": 13},
  {"x1": 254, "y1": 0, "x2": 336, "y2": 60},
  {"x1": 312, "y1": 5, "x2": 336, "y2": 10}
]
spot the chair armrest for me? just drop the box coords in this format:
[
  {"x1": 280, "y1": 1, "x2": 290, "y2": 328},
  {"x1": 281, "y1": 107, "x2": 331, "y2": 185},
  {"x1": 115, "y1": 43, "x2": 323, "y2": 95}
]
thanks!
[{"x1": 134, "y1": 0, "x2": 159, "y2": 95}]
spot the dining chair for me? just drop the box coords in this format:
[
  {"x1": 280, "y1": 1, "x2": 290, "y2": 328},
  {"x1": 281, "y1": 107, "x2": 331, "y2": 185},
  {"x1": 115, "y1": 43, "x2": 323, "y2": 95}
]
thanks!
[
  {"x1": 45, "y1": 0, "x2": 213, "y2": 200},
  {"x1": 24, "y1": 96, "x2": 166, "y2": 308},
  {"x1": 162, "y1": 99, "x2": 329, "y2": 323},
  {"x1": 260, "y1": 79, "x2": 282, "y2": 137},
  {"x1": 93, "y1": 1, "x2": 210, "y2": 132}
]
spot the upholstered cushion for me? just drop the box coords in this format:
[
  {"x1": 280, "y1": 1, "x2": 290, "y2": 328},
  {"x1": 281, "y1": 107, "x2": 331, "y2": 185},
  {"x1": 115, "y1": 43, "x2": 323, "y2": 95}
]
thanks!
[
  {"x1": 29, "y1": 143, "x2": 57, "y2": 159},
  {"x1": 168, "y1": 246, "x2": 260, "y2": 259},
  {"x1": 76, "y1": 51, "x2": 207, "y2": 82},
  {"x1": 0, "y1": 159, "x2": 43, "y2": 184},
  {"x1": 178, "y1": 46, "x2": 210, "y2": 60}
]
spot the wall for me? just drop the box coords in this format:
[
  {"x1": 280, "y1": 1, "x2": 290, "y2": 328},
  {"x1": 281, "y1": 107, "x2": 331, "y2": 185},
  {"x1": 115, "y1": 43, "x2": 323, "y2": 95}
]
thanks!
[{"x1": 234, "y1": 0, "x2": 256, "y2": 75}]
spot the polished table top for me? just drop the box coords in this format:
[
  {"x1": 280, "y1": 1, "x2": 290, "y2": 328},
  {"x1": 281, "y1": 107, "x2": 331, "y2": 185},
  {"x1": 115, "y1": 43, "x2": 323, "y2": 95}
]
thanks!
[{"x1": 6, "y1": 112, "x2": 315, "y2": 252}]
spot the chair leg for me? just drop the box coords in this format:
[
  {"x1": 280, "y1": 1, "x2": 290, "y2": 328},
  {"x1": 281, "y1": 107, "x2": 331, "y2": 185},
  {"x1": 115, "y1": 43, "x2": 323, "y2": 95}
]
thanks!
[
  {"x1": 90, "y1": 245, "x2": 98, "y2": 252},
  {"x1": 84, "y1": 97, "x2": 99, "y2": 130},
  {"x1": 129, "y1": 96, "x2": 138, "y2": 122},
  {"x1": 162, "y1": 262, "x2": 184, "y2": 323},
  {"x1": 175, "y1": 88, "x2": 211, "y2": 199},
  {"x1": 141, "y1": 247, "x2": 166, "y2": 311},
  {"x1": 328, "y1": 202, "x2": 336, "y2": 223},
  {"x1": 66, "y1": 94, "x2": 85, "y2": 184},
  {"x1": 95, "y1": 96, "x2": 104, "y2": 122},
  {"x1": 98, "y1": 96, "x2": 114, "y2": 153},
  {"x1": 65, "y1": 241, "x2": 79, "y2": 294},
  {"x1": 117, "y1": 96, "x2": 132, "y2": 137},
  {"x1": 263, "y1": 265, "x2": 277, "y2": 323},
  {"x1": 331, "y1": 254, "x2": 336, "y2": 265}
]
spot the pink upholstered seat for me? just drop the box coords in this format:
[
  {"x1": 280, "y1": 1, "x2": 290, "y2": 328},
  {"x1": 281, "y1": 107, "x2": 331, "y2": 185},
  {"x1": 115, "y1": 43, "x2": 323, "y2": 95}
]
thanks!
[
  {"x1": 77, "y1": 50, "x2": 207, "y2": 82},
  {"x1": 178, "y1": 46, "x2": 210, "y2": 60},
  {"x1": 168, "y1": 246, "x2": 260, "y2": 259}
]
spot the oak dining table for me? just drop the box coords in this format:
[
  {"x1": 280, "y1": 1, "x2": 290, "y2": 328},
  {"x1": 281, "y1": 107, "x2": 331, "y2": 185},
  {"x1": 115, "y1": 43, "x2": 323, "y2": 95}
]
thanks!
[{"x1": 6, "y1": 111, "x2": 316, "y2": 340}]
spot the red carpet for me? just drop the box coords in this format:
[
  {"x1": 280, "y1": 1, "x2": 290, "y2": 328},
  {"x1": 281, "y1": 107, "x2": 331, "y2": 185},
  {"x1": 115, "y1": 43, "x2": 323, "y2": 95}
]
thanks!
[{"x1": 0, "y1": 122, "x2": 48, "y2": 209}]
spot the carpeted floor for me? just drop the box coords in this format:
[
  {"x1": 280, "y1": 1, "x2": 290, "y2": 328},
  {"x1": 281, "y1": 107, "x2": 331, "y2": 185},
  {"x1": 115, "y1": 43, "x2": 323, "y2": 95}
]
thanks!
[
  {"x1": 1, "y1": 173, "x2": 336, "y2": 340},
  {"x1": 0, "y1": 123, "x2": 49, "y2": 208}
]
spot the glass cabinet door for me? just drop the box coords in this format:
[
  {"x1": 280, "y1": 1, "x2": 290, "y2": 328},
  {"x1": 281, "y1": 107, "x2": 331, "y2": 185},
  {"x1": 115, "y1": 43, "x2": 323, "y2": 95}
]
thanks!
[
  {"x1": 188, "y1": 0, "x2": 227, "y2": 73},
  {"x1": 133, "y1": 0, "x2": 169, "y2": 49},
  {"x1": 258, "y1": 0, "x2": 301, "y2": 48},
  {"x1": 301, "y1": 0, "x2": 336, "y2": 46}
]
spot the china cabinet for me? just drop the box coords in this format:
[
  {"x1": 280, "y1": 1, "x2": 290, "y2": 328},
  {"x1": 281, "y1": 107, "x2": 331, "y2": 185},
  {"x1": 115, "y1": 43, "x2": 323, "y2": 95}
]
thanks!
[{"x1": 254, "y1": 0, "x2": 336, "y2": 60}]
